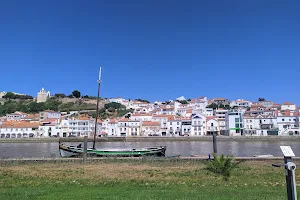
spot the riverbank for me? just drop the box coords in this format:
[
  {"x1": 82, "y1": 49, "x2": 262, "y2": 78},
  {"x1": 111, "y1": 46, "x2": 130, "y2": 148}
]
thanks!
[
  {"x1": 0, "y1": 159, "x2": 294, "y2": 200},
  {"x1": 1, "y1": 135, "x2": 300, "y2": 143}
]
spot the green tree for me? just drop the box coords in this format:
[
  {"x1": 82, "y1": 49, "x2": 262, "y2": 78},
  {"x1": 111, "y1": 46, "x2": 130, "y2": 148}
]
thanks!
[
  {"x1": 207, "y1": 103, "x2": 218, "y2": 109},
  {"x1": 258, "y1": 98, "x2": 265, "y2": 102},
  {"x1": 219, "y1": 104, "x2": 225, "y2": 109},
  {"x1": 104, "y1": 102, "x2": 124, "y2": 110},
  {"x1": 3, "y1": 92, "x2": 16, "y2": 99},
  {"x1": 83, "y1": 95, "x2": 89, "y2": 98},
  {"x1": 44, "y1": 98, "x2": 61, "y2": 111},
  {"x1": 177, "y1": 100, "x2": 188, "y2": 104},
  {"x1": 135, "y1": 99, "x2": 150, "y2": 103},
  {"x1": 29, "y1": 102, "x2": 45, "y2": 113},
  {"x1": 54, "y1": 93, "x2": 66, "y2": 98},
  {"x1": 72, "y1": 90, "x2": 81, "y2": 98}
]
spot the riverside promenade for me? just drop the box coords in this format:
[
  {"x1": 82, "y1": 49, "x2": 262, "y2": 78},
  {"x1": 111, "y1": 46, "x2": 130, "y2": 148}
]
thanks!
[{"x1": 1, "y1": 136, "x2": 300, "y2": 143}]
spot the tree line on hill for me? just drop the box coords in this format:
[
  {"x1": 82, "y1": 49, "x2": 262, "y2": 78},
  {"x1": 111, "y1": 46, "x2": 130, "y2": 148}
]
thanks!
[
  {"x1": 2, "y1": 92, "x2": 33, "y2": 100},
  {"x1": 0, "y1": 97, "x2": 97, "y2": 116},
  {"x1": 95, "y1": 102, "x2": 134, "y2": 120}
]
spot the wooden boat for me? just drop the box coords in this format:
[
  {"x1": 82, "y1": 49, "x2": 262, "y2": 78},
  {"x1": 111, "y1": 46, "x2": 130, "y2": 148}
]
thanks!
[
  {"x1": 59, "y1": 143, "x2": 166, "y2": 157},
  {"x1": 58, "y1": 68, "x2": 167, "y2": 158}
]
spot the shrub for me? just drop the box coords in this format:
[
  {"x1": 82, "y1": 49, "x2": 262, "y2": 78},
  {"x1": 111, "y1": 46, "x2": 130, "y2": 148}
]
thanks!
[{"x1": 206, "y1": 154, "x2": 241, "y2": 181}]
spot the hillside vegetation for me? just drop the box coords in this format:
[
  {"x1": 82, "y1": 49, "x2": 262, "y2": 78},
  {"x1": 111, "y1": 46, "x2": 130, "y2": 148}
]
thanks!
[{"x1": 0, "y1": 97, "x2": 103, "y2": 116}]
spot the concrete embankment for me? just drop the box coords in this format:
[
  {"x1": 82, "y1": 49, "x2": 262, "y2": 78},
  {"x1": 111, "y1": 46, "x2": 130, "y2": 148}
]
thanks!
[
  {"x1": 1, "y1": 136, "x2": 300, "y2": 143},
  {"x1": 1, "y1": 156, "x2": 299, "y2": 164}
]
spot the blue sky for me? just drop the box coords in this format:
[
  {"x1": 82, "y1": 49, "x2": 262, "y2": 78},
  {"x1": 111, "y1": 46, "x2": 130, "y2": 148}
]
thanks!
[{"x1": 1, "y1": 0, "x2": 300, "y2": 103}]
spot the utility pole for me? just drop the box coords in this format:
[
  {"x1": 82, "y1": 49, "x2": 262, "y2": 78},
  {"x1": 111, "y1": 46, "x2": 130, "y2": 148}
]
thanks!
[{"x1": 93, "y1": 67, "x2": 102, "y2": 150}]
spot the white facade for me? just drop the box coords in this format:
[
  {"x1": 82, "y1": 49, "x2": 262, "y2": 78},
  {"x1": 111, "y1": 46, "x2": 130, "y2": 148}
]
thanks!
[
  {"x1": 181, "y1": 119, "x2": 192, "y2": 136},
  {"x1": 6, "y1": 112, "x2": 28, "y2": 121},
  {"x1": 230, "y1": 99, "x2": 252, "y2": 108},
  {"x1": 117, "y1": 120, "x2": 141, "y2": 137},
  {"x1": 107, "y1": 122, "x2": 118, "y2": 136},
  {"x1": 215, "y1": 109, "x2": 228, "y2": 119},
  {"x1": 167, "y1": 119, "x2": 182, "y2": 136},
  {"x1": 62, "y1": 119, "x2": 101, "y2": 137},
  {"x1": 130, "y1": 114, "x2": 152, "y2": 121},
  {"x1": 205, "y1": 108, "x2": 214, "y2": 116},
  {"x1": 0, "y1": 122, "x2": 40, "y2": 138},
  {"x1": 206, "y1": 118, "x2": 219, "y2": 135},
  {"x1": 191, "y1": 114, "x2": 206, "y2": 136},
  {"x1": 37, "y1": 88, "x2": 50, "y2": 103},
  {"x1": 225, "y1": 110, "x2": 243, "y2": 136},
  {"x1": 243, "y1": 115, "x2": 277, "y2": 136},
  {"x1": 281, "y1": 103, "x2": 296, "y2": 111}
]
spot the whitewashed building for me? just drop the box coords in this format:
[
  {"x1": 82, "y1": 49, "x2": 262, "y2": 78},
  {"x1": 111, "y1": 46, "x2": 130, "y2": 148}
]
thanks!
[
  {"x1": 206, "y1": 117, "x2": 219, "y2": 135},
  {"x1": 225, "y1": 110, "x2": 244, "y2": 136},
  {"x1": 281, "y1": 102, "x2": 296, "y2": 111},
  {"x1": 191, "y1": 114, "x2": 206, "y2": 136},
  {"x1": 141, "y1": 121, "x2": 160, "y2": 136},
  {"x1": 230, "y1": 99, "x2": 252, "y2": 108},
  {"x1": 0, "y1": 122, "x2": 40, "y2": 138},
  {"x1": 181, "y1": 118, "x2": 192, "y2": 136},
  {"x1": 130, "y1": 113, "x2": 152, "y2": 121},
  {"x1": 6, "y1": 112, "x2": 28, "y2": 121},
  {"x1": 167, "y1": 118, "x2": 182, "y2": 136}
]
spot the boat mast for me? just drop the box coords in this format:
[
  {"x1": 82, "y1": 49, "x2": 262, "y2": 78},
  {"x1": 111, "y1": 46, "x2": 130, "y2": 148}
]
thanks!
[{"x1": 93, "y1": 67, "x2": 102, "y2": 149}]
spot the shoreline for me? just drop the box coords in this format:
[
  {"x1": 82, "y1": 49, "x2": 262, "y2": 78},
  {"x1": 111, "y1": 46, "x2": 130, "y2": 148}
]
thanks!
[
  {"x1": 0, "y1": 156, "x2": 298, "y2": 163},
  {"x1": 0, "y1": 136, "x2": 300, "y2": 143}
]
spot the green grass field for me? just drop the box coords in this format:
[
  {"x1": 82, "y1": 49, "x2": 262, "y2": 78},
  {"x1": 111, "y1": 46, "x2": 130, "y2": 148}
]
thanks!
[{"x1": 0, "y1": 159, "x2": 297, "y2": 200}]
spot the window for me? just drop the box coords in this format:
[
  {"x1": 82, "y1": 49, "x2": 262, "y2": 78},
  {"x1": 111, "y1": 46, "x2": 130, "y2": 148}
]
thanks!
[
  {"x1": 177, "y1": 122, "x2": 179, "y2": 125},
  {"x1": 289, "y1": 119, "x2": 291, "y2": 122},
  {"x1": 235, "y1": 118, "x2": 239, "y2": 122},
  {"x1": 125, "y1": 123, "x2": 127, "y2": 126},
  {"x1": 282, "y1": 119, "x2": 285, "y2": 122},
  {"x1": 250, "y1": 125, "x2": 252, "y2": 129},
  {"x1": 235, "y1": 123, "x2": 240, "y2": 128},
  {"x1": 170, "y1": 122, "x2": 172, "y2": 125},
  {"x1": 211, "y1": 123, "x2": 214, "y2": 127},
  {"x1": 198, "y1": 121, "x2": 201, "y2": 125},
  {"x1": 194, "y1": 127, "x2": 197, "y2": 131},
  {"x1": 124, "y1": 128, "x2": 126, "y2": 131}
]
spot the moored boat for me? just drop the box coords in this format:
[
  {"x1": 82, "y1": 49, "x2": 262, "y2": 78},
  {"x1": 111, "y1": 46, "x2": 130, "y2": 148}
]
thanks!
[
  {"x1": 59, "y1": 68, "x2": 167, "y2": 158},
  {"x1": 59, "y1": 143, "x2": 166, "y2": 157}
]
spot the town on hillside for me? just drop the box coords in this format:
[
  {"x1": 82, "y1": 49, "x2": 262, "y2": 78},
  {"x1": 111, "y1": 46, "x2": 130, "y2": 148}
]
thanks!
[{"x1": 0, "y1": 89, "x2": 299, "y2": 138}]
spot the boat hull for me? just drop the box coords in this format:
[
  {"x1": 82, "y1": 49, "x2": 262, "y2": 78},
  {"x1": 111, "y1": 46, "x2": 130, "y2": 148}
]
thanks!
[{"x1": 59, "y1": 144, "x2": 166, "y2": 158}]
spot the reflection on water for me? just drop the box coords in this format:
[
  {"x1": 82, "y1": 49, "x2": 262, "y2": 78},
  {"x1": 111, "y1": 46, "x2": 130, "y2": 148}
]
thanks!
[{"x1": 0, "y1": 140, "x2": 299, "y2": 158}]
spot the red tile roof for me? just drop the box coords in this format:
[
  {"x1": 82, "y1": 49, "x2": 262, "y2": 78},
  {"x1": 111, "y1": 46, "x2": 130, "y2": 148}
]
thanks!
[
  {"x1": 283, "y1": 102, "x2": 295, "y2": 105},
  {"x1": 142, "y1": 121, "x2": 160, "y2": 126}
]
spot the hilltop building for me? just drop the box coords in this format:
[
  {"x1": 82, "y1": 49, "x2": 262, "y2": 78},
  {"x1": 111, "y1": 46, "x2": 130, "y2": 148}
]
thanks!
[{"x1": 37, "y1": 88, "x2": 50, "y2": 103}]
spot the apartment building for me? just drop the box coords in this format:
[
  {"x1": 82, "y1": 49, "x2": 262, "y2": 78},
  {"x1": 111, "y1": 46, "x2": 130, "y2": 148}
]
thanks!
[{"x1": 0, "y1": 121, "x2": 40, "y2": 138}]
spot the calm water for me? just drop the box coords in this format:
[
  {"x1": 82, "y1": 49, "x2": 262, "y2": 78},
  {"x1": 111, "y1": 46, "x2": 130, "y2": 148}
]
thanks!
[{"x1": 0, "y1": 141, "x2": 300, "y2": 158}]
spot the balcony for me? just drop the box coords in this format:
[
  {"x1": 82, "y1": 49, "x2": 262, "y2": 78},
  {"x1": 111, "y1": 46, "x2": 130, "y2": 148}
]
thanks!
[{"x1": 260, "y1": 124, "x2": 273, "y2": 130}]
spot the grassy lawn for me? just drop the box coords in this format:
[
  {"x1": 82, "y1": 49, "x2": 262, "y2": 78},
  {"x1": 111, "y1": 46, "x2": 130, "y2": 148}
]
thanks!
[{"x1": 0, "y1": 159, "x2": 297, "y2": 199}]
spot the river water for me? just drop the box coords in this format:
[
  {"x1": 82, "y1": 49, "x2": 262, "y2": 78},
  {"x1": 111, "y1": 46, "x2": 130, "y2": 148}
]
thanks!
[{"x1": 0, "y1": 140, "x2": 299, "y2": 158}]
